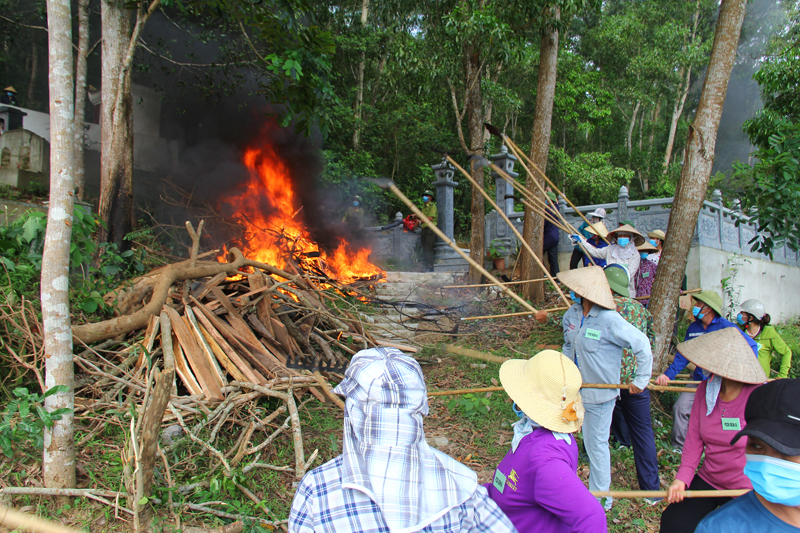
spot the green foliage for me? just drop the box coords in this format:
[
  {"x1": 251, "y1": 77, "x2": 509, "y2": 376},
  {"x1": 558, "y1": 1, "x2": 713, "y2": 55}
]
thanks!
[
  {"x1": 486, "y1": 239, "x2": 510, "y2": 260},
  {"x1": 447, "y1": 393, "x2": 491, "y2": 418},
  {"x1": 549, "y1": 148, "x2": 634, "y2": 204},
  {"x1": 0, "y1": 385, "x2": 71, "y2": 458}
]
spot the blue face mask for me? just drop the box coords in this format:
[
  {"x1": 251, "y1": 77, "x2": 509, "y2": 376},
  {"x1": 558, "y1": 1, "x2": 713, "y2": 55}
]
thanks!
[
  {"x1": 736, "y1": 313, "x2": 748, "y2": 326},
  {"x1": 512, "y1": 402, "x2": 526, "y2": 418},
  {"x1": 617, "y1": 237, "x2": 630, "y2": 247},
  {"x1": 692, "y1": 306, "x2": 706, "y2": 320},
  {"x1": 353, "y1": 201, "x2": 360, "y2": 207},
  {"x1": 423, "y1": 196, "x2": 430, "y2": 202},
  {"x1": 649, "y1": 239, "x2": 658, "y2": 247},
  {"x1": 570, "y1": 290, "x2": 581, "y2": 304},
  {"x1": 744, "y1": 454, "x2": 800, "y2": 506},
  {"x1": 639, "y1": 252, "x2": 648, "y2": 259}
]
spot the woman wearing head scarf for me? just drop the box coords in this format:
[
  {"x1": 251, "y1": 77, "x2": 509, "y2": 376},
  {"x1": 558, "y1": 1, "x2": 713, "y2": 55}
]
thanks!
[
  {"x1": 485, "y1": 350, "x2": 607, "y2": 532},
  {"x1": 660, "y1": 328, "x2": 768, "y2": 533},
  {"x1": 570, "y1": 224, "x2": 645, "y2": 296},
  {"x1": 558, "y1": 266, "x2": 653, "y2": 511},
  {"x1": 737, "y1": 299, "x2": 793, "y2": 379},
  {"x1": 570, "y1": 208, "x2": 606, "y2": 270}
]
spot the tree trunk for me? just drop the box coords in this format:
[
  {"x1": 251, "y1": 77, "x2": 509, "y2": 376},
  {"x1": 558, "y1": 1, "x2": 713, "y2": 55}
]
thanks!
[
  {"x1": 627, "y1": 100, "x2": 640, "y2": 156},
  {"x1": 521, "y1": 14, "x2": 559, "y2": 302},
  {"x1": 27, "y1": 41, "x2": 38, "y2": 105},
  {"x1": 663, "y1": 66, "x2": 692, "y2": 172},
  {"x1": 351, "y1": 0, "x2": 369, "y2": 150},
  {"x1": 465, "y1": 47, "x2": 485, "y2": 284},
  {"x1": 648, "y1": 0, "x2": 747, "y2": 372},
  {"x1": 42, "y1": 0, "x2": 76, "y2": 493},
  {"x1": 74, "y1": 0, "x2": 90, "y2": 201},
  {"x1": 99, "y1": 0, "x2": 134, "y2": 248}
]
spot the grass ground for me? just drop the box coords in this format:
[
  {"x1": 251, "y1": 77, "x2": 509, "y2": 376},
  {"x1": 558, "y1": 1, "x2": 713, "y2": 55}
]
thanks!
[{"x1": 2, "y1": 303, "x2": 798, "y2": 532}]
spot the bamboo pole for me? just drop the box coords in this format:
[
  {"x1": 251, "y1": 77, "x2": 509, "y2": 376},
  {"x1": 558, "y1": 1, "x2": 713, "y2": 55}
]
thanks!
[
  {"x1": 428, "y1": 382, "x2": 696, "y2": 397},
  {"x1": 0, "y1": 504, "x2": 86, "y2": 533},
  {"x1": 444, "y1": 155, "x2": 571, "y2": 308},
  {"x1": 591, "y1": 490, "x2": 748, "y2": 499},
  {"x1": 374, "y1": 179, "x2": 540, "y2": 315},
  {"x1": 442, "y1": 277, "x2": 549, "y2": 289}
]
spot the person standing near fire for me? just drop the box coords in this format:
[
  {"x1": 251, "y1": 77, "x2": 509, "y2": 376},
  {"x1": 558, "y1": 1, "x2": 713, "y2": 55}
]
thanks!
[
  {"x1": 342, "y1": 195, "x2": 365, "y2": 233},
  {"x1": 416, "y1": 190, "x2": 438, "y2": 271}
]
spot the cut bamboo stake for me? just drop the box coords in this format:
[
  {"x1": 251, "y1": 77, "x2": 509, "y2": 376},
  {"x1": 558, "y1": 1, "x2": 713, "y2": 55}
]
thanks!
[
  {"x1": 484, "y1": 123, "x2": 611, "y2": 245},
  {"x1": 591, "y1": 490, "x2": 748, "y2": 499},
  {"x1": 461, "y1": 307, "x2": 570, "y2": 321},
  {"x1": 442, "y1": 277, "x2": 549, "y2": 289},
  {"x1": 428, "y1": 382, "x2": 696, "y2": 397},
  {"x1": 371, "y1": 178, "x2": 540, "y2": 317},
  {"x1": 443, "y1": 154, "x2": 570, "y2": 308}
]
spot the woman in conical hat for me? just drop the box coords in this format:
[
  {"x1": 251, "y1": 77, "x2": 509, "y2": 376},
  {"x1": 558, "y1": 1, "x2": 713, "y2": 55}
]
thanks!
[
  {"x1": 570, "y1": 223, "x2": 645, "y2": 296},
  {"x1": 485, "y1": 350, "x2": 607, "y2": 533},
  {"x1": 660, "y1": 327, "x2": 767, "y2": 533},
  {"x1": 557, "y1": 266, "x2": 653, "y2": 512}
]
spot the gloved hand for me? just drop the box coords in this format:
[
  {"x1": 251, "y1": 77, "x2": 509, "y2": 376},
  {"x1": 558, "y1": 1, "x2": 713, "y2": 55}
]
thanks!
[{"x1": 569, "y1": 234, "x2": 582, "y2": 245}]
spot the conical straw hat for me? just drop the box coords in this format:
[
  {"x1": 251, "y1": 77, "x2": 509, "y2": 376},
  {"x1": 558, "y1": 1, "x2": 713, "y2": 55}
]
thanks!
[
  {"x1": 499, "y1": 350, "x2": 584, "y2": 433},
  {"x1": 608, "y1": 224, "x2": 645, "y2": 246},
  {"x1": 637, "y1": 241, "x2": 658, "y2": 253},
  {"x1": 585, "y1": 222, "x2": 609, "y2": 238},
  {"x1": 557, "y1": 266, "x2": 616, "y2": 309},
  {"x1": 676, "y1": 328, "x2": 767, "y2": 384},
  {"x1": 3, "y1": 86, "x2": 16, "y2": 93}
]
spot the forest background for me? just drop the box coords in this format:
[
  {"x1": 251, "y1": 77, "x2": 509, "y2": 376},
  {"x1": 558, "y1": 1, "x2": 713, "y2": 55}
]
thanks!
[{"x1": 1, "y1": 0, "x2": 797, "y2": 251}]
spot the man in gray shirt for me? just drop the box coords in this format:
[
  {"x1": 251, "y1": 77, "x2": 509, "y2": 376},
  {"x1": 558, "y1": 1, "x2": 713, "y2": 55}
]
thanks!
[{"x1": 558, "y1": 267, "x2": 653, "y2": 512}]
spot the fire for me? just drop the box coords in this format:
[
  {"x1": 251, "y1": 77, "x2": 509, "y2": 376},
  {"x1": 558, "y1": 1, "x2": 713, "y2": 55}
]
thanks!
[{"x1": 219, "y1": 142, "x2": 384, "y2": 284}]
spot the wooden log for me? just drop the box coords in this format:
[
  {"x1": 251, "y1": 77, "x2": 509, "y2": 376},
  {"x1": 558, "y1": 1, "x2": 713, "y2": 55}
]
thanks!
[
  {"x1": 211, "y1": 287, "x2": 263, "y2": 348},
  {"x1": 191, "y1": 305, "x2": 264, "y2": 384},
  {"x1": 191, "y1": 271, "x2": 228, "y2": 301},
  {"x1": 171, "y1": 331, "x2": 203, "y2": 397},
  {"x1": 247, "y1": 273, "x2": 275, "y2": 337},
  {"x1": 184, "y1": 307, "x2": 227, "y2": 388},
  {"x1": 165, "y1": 306, "x2": 224, "y2": 401}
]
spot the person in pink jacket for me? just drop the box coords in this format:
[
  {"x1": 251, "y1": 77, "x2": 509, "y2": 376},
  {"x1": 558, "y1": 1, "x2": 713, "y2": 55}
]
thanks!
[
  {"x1": 485, "y1": 350, "x2": 607, "y2": 533},
  {"x1": 660, "y1": 327, "x2": 768, "y2": 533}
]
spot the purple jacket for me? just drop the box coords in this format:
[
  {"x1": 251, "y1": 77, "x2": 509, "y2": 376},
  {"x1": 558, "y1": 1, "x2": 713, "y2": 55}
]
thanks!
[
  {"x1": 484, "y1": 428, "x2": 607, "y2": 533},
  {"x1": 543, "y1": 204, "x2": 561, "y2": 250}
]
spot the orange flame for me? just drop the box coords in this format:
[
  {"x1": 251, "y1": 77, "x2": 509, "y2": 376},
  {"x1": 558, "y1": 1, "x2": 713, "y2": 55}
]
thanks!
[{"x1": 219, "y1": 142, "x2": 384, "y2": 284}]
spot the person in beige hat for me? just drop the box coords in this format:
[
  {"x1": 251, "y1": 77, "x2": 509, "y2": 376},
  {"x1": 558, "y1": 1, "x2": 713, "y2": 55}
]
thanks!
[
  {"x1": 1, "y1": 86, "x2": 18, "y2": 106},
  {"x1": 558, "y1": 266, "x2": 653, "y2": 511},
  {"x1": 660, "y1": 328, "x2": 767, "y2": 533},
  {"x1": 647, "y1": 229, "x2": 666, "y2": 264},
  {"x1": 655, "y1": 289, "x2": 759, "y2": 451},
  {"x1": 570, "y1": 207, "x2": 607, "y2": 270},
  {"x1": 634, "y1": 241, "x2": 659, "y2": 306},
  {"x1": 485, "y1": 350, "x2": 607, "y2": 532},
  {"x1": 570, "y1": 224, "x2": 645, "y2": 296}
]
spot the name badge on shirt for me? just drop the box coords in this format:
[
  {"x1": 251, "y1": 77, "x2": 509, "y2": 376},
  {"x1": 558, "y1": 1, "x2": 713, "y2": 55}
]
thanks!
[
  {"x1": 642, "y1": 272, "x2": 650, "y2": 278},
  {"x1": 492, "y1": 469, "x2": 507, "y2": 494},
  {"x1": 585, "y1": 329, "x2": 601, "y2": 340},
  {"x1": 722, "y1": 418, "x2": 741, "y2": 431}
]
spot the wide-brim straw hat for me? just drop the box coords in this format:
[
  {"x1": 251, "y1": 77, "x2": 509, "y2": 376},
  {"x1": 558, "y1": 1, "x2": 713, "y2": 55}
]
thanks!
[
  {"x1": 693, "y1": 289, "x2": 724, "y2": 317},
  {"x1": 676, "y1": 328, "x2": 767, "y2": 384},
  {"x1": 499, "y1": 350, "x2": 584, "y2": 433},
  {"x1": 557, "y1": 266, "x2": 616, "y2": 309},
  {"x1": 648, "y1": 229, "x2": 666, "y2": 241},
  {"x1": 585, "y1": 222, "x2": 609, "y2": 238},
  {"x1": 608, "y1": 224, "x2": 646, "y2": 246},
  {"x1": 637, "y1": 242, "x2": 658, "y2": 253}
]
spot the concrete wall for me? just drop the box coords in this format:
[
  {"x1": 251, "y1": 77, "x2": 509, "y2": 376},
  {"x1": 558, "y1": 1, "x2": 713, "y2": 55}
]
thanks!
[{"x1": 0, "y1": 129, "x2": 49, "y2": 188}]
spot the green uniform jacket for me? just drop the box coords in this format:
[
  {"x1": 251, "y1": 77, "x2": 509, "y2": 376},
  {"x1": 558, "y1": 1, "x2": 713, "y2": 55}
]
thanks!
[
  {"x1": 342, "y1": 206, "x2": 364, "y2": 231},
  {"x1": 746, "y1": 325, "x2": 793, "y2": 379},
  {"x1": 421, "y1": 202, "x2": 437, "y2": 228}
]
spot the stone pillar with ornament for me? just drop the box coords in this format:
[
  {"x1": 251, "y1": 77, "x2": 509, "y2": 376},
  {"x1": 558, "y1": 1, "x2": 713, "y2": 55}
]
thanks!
[
  {"x1": 430, "y1": 158, "x2": 466, "y2": 271},
  {"x1": 488, "y1": 145, "x2": 518, "y2": 267}
]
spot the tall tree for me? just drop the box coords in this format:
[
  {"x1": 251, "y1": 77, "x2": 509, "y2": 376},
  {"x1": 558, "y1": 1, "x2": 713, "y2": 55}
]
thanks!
[
  {"x1": 73, "y1": 0, "x2": 90, "y2": 201},
  {"x1": 42, "y1": 0, "x2": 76, "y2": 491},
  {"x1": 520, "y1": 7, "x2": 559, "y2": 302},
  {"x1": 352, "y1": 0, "x2": 370, "y2": 150},
  {"x1": 648, "y1": 0, "x2": 748, "y2": 371}
]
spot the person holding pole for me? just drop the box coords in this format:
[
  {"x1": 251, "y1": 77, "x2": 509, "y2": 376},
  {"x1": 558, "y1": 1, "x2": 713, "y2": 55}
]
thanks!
[
  {"x1": 543, "y1": 190, "x2": 561, "y2": 277},
  {"x1": 603, "y1": 265, "x2": 661, "y2": 503},
  {"x1": 484, "y1": 349, "x2": 607, "y2": 532},
  {"x1": 558, "y1": 266, "x2": 653, "y2": 512},
  {"x1": 694, "y1": 378, "x2": 800, "y2": 532},
  {"x1": 737, "y1": 299, "x2": 793, "y2": 379},
  {"x1": 654, "y1": 290, "x2": 759, "y2": 451},
  {"x1": 413, "y1": 190, "x2": 438, "y2": 272},
  {"x1": 570, "y1": 208, "x2": 606, "y2": 270},
  {"x1": 570, "y1": 224, "x2": 644, "y2": 297},
  {"x1": 583, "y1": 223, "x2": 609, "y2": 268},
  {"x1": 660, "y1": 328, "x2": 767, "y2": 533}
]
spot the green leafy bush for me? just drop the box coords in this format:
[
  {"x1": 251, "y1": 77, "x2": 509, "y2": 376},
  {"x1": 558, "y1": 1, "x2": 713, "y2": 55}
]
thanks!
[
  {"x1": 0, "y1": 385, "x2": 71, "y2": 458},
  {"x1": 447, "y1": 393, "x2": 491, "y2": 418}
]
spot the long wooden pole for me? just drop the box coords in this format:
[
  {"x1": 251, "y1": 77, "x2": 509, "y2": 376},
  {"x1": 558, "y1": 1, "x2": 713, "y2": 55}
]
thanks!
[
  {"x1": 0, "y1": 504, "x2": 86, "y2": 533},
  {"x1": 381, "y1": 180, "x2": 539, "y2": 315},
  {"x1": 445, "y1": 155, "x2": 571, "y2": 307},
  {"x1": 428, "y1": 382, "x2": 696, "y2": 397},
  {"x1": 591, "y1": 490, "x2": 748, "y2": 499},
  {"x1": 442, "y1": 277, "x2": 549, "y2": 289}
]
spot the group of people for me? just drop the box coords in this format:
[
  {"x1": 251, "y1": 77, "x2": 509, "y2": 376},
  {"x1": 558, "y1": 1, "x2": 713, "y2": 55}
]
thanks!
[{"x1": 286, "y1": 214, "x2": 797, "y2": 533}]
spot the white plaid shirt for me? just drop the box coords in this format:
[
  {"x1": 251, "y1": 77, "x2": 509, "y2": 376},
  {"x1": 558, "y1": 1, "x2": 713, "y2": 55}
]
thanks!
[
  {"x1": 288, "y1": 348, "x2": 517, "y2": 533},
  {"x1": 289, "y1": 456, "x2": 517, "y2": 533}
]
